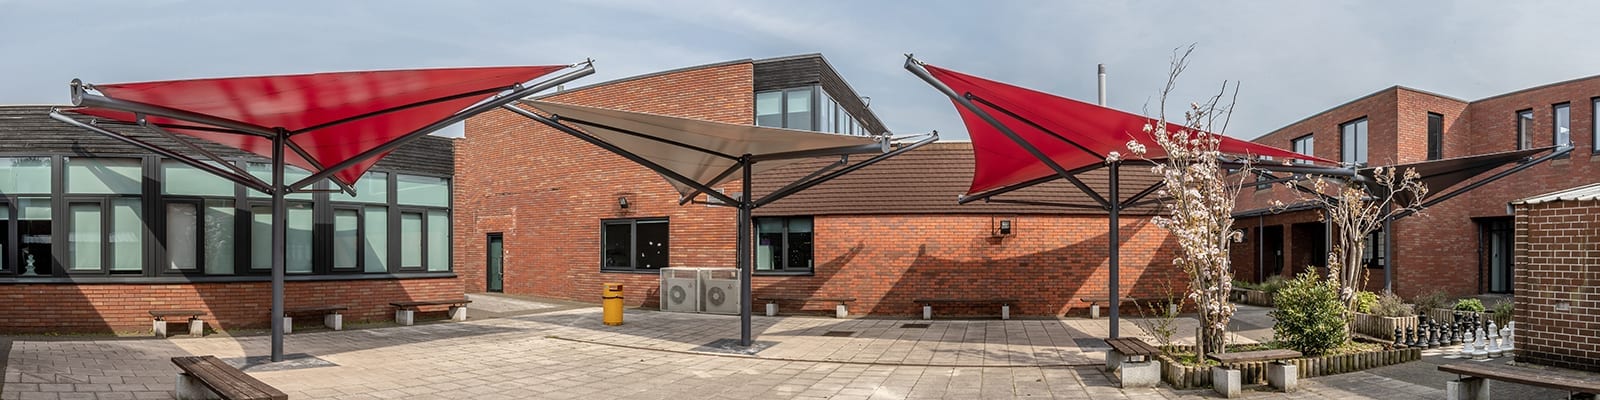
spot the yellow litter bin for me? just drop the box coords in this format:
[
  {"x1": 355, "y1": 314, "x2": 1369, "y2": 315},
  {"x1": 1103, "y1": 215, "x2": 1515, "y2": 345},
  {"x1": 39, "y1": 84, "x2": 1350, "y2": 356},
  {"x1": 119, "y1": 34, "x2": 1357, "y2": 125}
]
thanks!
[{"x1": 602, "y1": 283, "x2": 624, "y2": 326}]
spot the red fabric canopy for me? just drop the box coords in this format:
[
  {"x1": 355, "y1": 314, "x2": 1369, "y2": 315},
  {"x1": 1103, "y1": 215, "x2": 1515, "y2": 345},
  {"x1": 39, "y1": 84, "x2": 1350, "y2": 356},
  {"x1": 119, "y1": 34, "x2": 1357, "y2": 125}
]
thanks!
[
  {"x1": 922, "y1": 64, "x2": 1332, "y2": 196},
  {"x1": 74, "y1": 65, "x2": 566, "y2": 185}
]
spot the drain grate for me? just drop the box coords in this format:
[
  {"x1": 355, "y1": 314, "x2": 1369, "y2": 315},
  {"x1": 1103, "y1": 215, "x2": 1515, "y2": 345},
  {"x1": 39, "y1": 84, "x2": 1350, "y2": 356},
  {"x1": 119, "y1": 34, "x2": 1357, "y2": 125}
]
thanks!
[
  {"x1": 900, "y1": 323, "x2": 931, "y2": 329},
  {"x1": 822, "y1": 330, "x2": 856, "y2": 337}
]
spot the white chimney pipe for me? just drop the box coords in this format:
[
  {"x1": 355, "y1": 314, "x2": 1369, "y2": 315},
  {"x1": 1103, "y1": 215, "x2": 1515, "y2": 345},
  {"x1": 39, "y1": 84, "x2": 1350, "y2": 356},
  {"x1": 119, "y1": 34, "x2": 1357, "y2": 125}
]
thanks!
[{"x1": 1097, "y1": 64, "x2": 1107, "y2": 106}]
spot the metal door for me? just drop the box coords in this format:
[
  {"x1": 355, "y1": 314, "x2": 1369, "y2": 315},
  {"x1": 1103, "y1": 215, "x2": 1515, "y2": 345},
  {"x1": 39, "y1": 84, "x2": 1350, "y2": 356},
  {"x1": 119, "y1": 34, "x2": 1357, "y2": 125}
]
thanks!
[{"x1": 487, "y1": 233, "x2": 504, "y2": 292}]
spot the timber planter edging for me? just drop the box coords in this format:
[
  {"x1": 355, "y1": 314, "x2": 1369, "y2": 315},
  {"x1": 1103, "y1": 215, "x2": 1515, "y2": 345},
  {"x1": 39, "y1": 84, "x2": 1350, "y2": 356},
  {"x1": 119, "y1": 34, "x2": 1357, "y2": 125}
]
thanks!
[
  {"x1": 1156, "y1": 345, "x2": 1420, "y2": 389},
  {"x1": 1229, "y1": 288, "x2": 1274, "y2": 307},
  {"x1": 1351, "y1": 312, "x2": 1418, "y2": 341}
]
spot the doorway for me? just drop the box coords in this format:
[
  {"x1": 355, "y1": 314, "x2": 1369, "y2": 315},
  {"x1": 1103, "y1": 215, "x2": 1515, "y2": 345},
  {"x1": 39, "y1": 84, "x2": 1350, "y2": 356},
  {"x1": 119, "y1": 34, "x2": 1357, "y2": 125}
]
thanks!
[
  {"x1": 1260, "y1": 225, "x2": 1284, "y2": 281},
  {"x1": 486, "y1": 233, "x2": 504, "y2": 293},
  {"x1": 1478, "y1": 218, "x2": 1513, "y2": 294}
]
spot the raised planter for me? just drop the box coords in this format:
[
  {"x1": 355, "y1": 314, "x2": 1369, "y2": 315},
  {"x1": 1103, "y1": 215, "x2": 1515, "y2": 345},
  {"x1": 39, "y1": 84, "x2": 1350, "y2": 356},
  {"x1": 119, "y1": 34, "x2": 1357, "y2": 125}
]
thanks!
[
  {"x1": 1229, "y1": 288, "x2": 1274, "y2": 307},
  {"x1": 1424, "y1": 308, "x2": 1511, "y2": 328},
  {"x1": 1156, "y1": 345, "x2": 1420, "y2": 389},
  {"x1": 1352, "y1": 312, "x2": 1417, "y2": 341}
]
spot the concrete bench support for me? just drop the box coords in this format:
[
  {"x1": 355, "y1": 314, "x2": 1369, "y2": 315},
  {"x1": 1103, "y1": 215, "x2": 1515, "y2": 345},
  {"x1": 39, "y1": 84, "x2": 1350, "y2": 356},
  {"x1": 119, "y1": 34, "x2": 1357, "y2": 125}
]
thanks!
[
  {"x1": 1002, "y1": 305, "x2": 1010, "y2": 320},
  {"x1": 449, "y1": 305, "x2": 468, "y2": 321},
  {"x1": 1120, "y1": 361, "x2": 1158, "y2": 388},
  {"x1": 1212, "y1": 366, "x2": 1241, "y2": 398},
  {"x1": 325, "y1": 312, "x2": 343, "y2": 330},
  {"x1": 154, "y1": 320, "x2": 167, "y2": 338},
  {"x1": 1446, "y1": 377, "x2": 1490, "y2": 400},
  {"x1": 396, "y1": 309, "x2": 415, "y2": 326},
  {"x1": 835, "y1": 304, "x2": 848, "y2": 319},
  {"x1": 1268, "y1": 361, "x2": 1297, "y2": 392},
  {"x1": 922, "y1": 305, "x2": 932, "y2": 320},
  {"x1": 283, "y1": 317, "x2": 293, "y2": 334},
  {"x1": 175, "y1": 373, "x2": 221, "y2": 400},
  {"x1": 765, "y1": 303, "x2": 778, "y2": 316},
  {"x1": 1091, "y1": 304, "x2": 1101, "y2": 319}
]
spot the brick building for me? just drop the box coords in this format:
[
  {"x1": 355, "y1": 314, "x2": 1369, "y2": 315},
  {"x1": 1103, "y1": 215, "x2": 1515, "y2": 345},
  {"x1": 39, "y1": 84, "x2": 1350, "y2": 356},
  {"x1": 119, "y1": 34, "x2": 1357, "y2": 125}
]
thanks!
[
  {"x1": 1233, "y1": 75, "x2": 1600, "y2": 298},
  {"x1": 455, "y1": 54, "x2": 1184, "y2": 317},
  {"x1": 1509, "y1": 184, "x2": 1600, "y2": 372},
  {"x1": 0, "y1": 106, "x2": 461, "y2": 334}
]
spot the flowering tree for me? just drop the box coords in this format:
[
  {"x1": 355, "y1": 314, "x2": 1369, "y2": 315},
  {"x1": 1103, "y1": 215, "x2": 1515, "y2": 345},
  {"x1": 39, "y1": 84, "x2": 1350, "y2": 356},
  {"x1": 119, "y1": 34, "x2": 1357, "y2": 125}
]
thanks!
[
  {"x1": 1117, "y1": 46, "x2": 1251, "y2": 358},
  {"x1": 1288, "y1": 166, "x2": 1427, "y2": 324}
]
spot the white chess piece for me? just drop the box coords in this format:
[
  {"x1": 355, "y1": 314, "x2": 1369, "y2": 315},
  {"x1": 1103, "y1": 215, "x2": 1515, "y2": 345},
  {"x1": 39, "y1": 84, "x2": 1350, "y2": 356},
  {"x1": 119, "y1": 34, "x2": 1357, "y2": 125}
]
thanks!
[
  {"x1": 1501, "y1": 326, "x2": 1514, "y2": 353},
  {"x1": 1487, "y1": 332, "x2": 1502, "y2": 358},
  {"x1": 1488, "y1": 320, "x2": 1498, "y2": 339},
  {"x1": 1472, "y1": 327, "x2": 1488, "y2": 360},
  {"x1": 1459, "y1": 330, "x2": 1475, "y2": 358}
]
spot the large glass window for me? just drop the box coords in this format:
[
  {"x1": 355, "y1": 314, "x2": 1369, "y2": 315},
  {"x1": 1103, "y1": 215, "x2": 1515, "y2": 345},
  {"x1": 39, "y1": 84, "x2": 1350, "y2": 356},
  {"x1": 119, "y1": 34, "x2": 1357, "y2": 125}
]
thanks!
[
  {"x1": 1427, "y1": 113, "x2": 1444, "y2": 160},
  {"x1": 1363, "y1": 228, "x2": 1386, "y2": 269},
  {"x1": 427, "y1": 210, "x2": 448, "y2": 271},
  {"x1": 1554, "y1": 103, "x2": 1571, "y2": 149},
  {"x1": 755, "y1": 91, "x2": 783, "y2": 128},
  {"x1": 163, "y1": 161, "x2": 234, "y2": 197},
  {"x1": 755, "y1": 217, "x2": 813, "y2": 273},
  {"x1": 168, "y1": 203, "x2": 199, "y2": 270},
  {"x1": 17, "y1": 198, "x2": 50, "y2": 276},
  {"x1": 250, "y1": 203, "x2": 313, "y2": 273},
  {"x1": 396, "y1": 174, "x2": 448, "y2": 207},
  {"x1": 332, "y1": 208, "x2": 360, "y2": 270},
  {"x1": 0, "y1": 157, "x2": 52, "y2": 194},
  {"x1": 399, "y1": 211, "x2": 424, "y2": 268},
  {"x1": 1594, "y1": 98, "x2": 1600, "y2": 153},
  {"x1": 601, "y1": 219, "x2": 669, "y2": 271},
  {"x1": 364, "y1": 206, "x2": 388, "y2": 273},
  {"x1": 1517, "y1": 109, "x2": 1534, "y2": 150},
  {"x1": 1340, "y1": 118, "x2": 1368, "y2": 166},
  {"x1": 203, "y1": 200, "x2": 235, "y2": 275},
  {"x1": 753, "y1": 87, "x2": 823, "y2": 132},
  {"x1": 785, "y1": 87, "x2": 813, "y2": 131},
  {"x1": 67, "y1": 201, "x2": 102, "y2": 271},
  {"x1": 110, "y1": 198, "x2": 142, "y2": 272},
  {"x1": 332, "y1": 172, "x2": 388, "y2": 204},
  {"x1": 66, "y1": 158, "x2": 141, "y2": 194},
  {"x1": 1291, "y1": 134, "x2": 1314, "y2": 164}
]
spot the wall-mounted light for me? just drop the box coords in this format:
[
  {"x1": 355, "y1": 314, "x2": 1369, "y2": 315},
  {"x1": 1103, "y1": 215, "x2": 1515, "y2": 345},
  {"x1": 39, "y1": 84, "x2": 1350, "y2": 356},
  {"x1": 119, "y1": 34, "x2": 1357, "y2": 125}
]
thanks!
[
  {"x1": 998, "y1": 219, "x2": 1013, "y2": 236},
  {"x1": 618, "y1": 196, "x2": 629, "y2": 209}
]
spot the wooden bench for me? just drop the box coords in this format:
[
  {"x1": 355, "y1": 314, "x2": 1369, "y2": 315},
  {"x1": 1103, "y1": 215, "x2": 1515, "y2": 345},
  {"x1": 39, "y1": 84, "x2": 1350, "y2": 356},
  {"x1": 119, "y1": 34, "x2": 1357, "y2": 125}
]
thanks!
[
  {"x1": 1440, "y1": 362, "x2": 1600, "y2": 400},
  {"x1": 756, "y1": 297, "x2": 856, "y2": 318},
  {"x1": 912, "y1": 298, "x2": 1018, "y2": 320},
  {"x1": 171, "y1": 355, "x2": 286, "y2": 400},
  {"x1": 1209, "y1": 349, "x2": 1304, "y2": 396},
  {"x1": 1079, "y1": 297, "x2": 1140, "y2": 319},
  {"x1": 390, "y1": 299, "x2": 471, "y2": 325},
  {"x1": 1103, "y1": 337, "x2": 1161, "y2": 388},
  {"x1": 284, "y1": 305, "x2": 348, "y2": 332},
  {"x1": 150, "y1": 309, "x2": 206, "y2": 338}
]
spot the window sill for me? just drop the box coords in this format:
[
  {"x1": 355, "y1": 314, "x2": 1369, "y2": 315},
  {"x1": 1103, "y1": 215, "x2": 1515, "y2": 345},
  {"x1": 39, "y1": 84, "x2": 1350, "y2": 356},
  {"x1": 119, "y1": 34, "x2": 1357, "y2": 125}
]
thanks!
[
  {"x1": 754, "y1": 270, "x2": 815, "y2": 277},
  {"x1": 600, "y1": 269, "x2": 665, "y2": 274},
  {"x1": 0, "y1": 271, "x2": 457, "y2": 284}
]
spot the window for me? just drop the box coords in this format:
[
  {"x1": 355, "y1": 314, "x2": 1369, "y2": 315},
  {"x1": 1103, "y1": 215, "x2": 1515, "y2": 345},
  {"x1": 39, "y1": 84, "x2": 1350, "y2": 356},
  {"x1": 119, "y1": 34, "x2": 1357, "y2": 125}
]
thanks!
[
  {"x1": 1554, "y1": 103, "x2": 1571, "y2": 150},
  {"x1": 601, "y1": 219, "x2": 669, "y2": 271},
  {"x1": 332, "y1": 208, "x2": 361, "y2": 270},
  {"x1": 1427, "y1": 113, "x2": 1444, "y2": 160},
  {"x1": 0, "y1": 157, "x2": 52, "y2": 194},
  {"x1": 1362, "y1": 228, "x2": 1386, "y2": 269},
  {"x1": 1340, "y1": 118, "x2": 1368, "y2": 166},
  {"x1": 755, "y1": 217, "x2": 814, "y2": 273},
  {"x1": 250, "y1": 203, "x2": 313, "y2": 273},
  {"x1": 396, "y1": 174, "x2": 448, "y2": 207},
  {"x1": 1291, "y1": 134, "x2": 1314, "y2": 164},
  {"x1": 163, "y1": 160, "x2": 234, "y2": 197},
  {"x1": 17, "y1": 198, "x2": 50, "y2": 275},
  {"x1": 1254, "y1": 173, "x2": 1271, "y2": 191},
  {"x1": 1593, "y1": 98, "x2": 1599, "y2": 153},
  {"x1": 755, "y1": 91, "x2": 783, "y2": 128},
  {"x1": 166, "y1": 202, "x2": 200, "y2": 271},
  {"x1": 1516, "y1": 109, "x2": 1534, "y2": 150},
  {"x1": 753, "y1": 86, "x2": 832, "y2": 132},
  {"x1": 364, "y1": 206, "x2": 388, "y2": 273}
]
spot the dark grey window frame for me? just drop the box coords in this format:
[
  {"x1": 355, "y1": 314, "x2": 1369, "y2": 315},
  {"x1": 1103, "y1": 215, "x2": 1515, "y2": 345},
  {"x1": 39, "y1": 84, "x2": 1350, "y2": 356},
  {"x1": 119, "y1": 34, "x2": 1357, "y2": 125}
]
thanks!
[
  {"x1": 1340, "y1": 117, "x2": 1369, "y2": 166},
  {"x1": 1516, "y1": 109, "x2": 1534, "y2": 150},
  {"x1": 1593, "y1": 97, "x2": 1600, "y2": 154},
  {"x1": 394, "y1": 207, "x2": 431, "y2": 271},
  {"x1": 1362, "y1": 228, "x2": 1386, "y2": 269},
  {"x1": 1291, "y1": 134, "x2": 1314, "y2": 165},
  {"x1": 599, "y1": 217, "x2": 670, "y2": 273},
  {"x1": 328, "y1": 205, "x2": 365, "y2": 272},
  {"x1": 1553, "y1": 102, "x2": 1571, "y2": 159},
  {"x1": 754, "y1": 216, "x2": 815, "y2": 276},
  {"x1": 160, "y1": 197, "x2": 206, "y2": 274},
  {"x1": 756, "y1": 85, "x2": 867, "y2": 135},
  {"x1": 1427, "y1": 112, "x2": 1444, "y2": 160}
]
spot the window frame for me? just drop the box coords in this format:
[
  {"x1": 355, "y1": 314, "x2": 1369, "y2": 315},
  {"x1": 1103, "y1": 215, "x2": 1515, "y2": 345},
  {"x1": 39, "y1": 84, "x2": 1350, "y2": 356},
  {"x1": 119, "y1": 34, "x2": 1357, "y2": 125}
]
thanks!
[
  {"x1": 1362, "y1": 228, "x2": 1386, "y2": 269},
  {"x1": 395, "y1": 208, "x2": 429, "y2": 271},
  {"x1": 329, "y1": 205, "x2": 365, "y2": 272},
  {"x1": 1339, "y1": 118, "x2": 1369, "y2": 166},
  {"x1": 161, "y1": 197, "x2": 206, "y2": 274},
  {"x1": 1426, "y1": 112, "x2": 1444, "y2": 160},
  {"x1": 599, "y1": 217, "x2": 670, "y2": 273},
  {"x1": 754, "y1": 216, "x2": 815, "y2": 275},
  {"x1": 1516, "y1": 109, "x2": 1534, "y2": 150},
  {"x1": 1553, "y1": 102, "x2": 1571, "y2": 158},
  {"x1": 1291, "y1": 134, "x2": 1314, "y2": 164},
  {"x1": 1593, "y1": 97, "x2": 1600, "y2": 154},
  {"x1": 0, "y1": 198, "x2": 12, "y2": 275}
]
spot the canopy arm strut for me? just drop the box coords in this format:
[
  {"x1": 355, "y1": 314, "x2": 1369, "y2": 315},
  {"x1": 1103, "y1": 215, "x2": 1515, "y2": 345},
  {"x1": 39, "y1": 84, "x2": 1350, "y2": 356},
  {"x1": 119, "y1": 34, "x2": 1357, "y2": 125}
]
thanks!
[
  {"x1": 1390, "y1": 145, "x2": 1573, "y2": 221},
  {"x1": 965, "y1": 94, "x2": 1105, "y2": 160},
  {"x1": 133, "y1": 115, "x2": 271, "y2": 191},
  {"x1": 759, "y1": 155, "x2": 848, "y2": 203},
  {"x1": 504, "y1": 105, "x2": 742, "y2": 206},
  {"x1": 551, "y1": 115, "x2": 742, "y2": 161},
  {"x1": 49, "y1": 109, "x2": 273, "y2": 194},
  {"x1": 957, "y1": 161, "x2": 1110, "y2": 205},
  {"x1": 677, "y1": 162, "x2": 747, "y2": 206},
  {"x1": 1120, "y1": 181, "x2": 1165, "y2": 208},
  {"x1": 982, "y1": 198, "x2": 1115, "y2": 211},
  {"x1": 749, "y1": 142, "x2": 885, "y2": 163},
  {"x1": 288, "y1": 85, "x2": 514, "y2": 136},
  {"x1": 905, "y1": 56, "x2": 1111, "y2": 209},
  {"x1": 71, "y1": 79, "x2": 278, "y2": 138},
  {"x1": 284, "y1": 140, "x2": 358, "y2": 196},
  {"x1": 289, "y1": 61, "x2": 596, "y2": 190},
  {"x1": 754, "y1": 132, "x2": 940, "y2": 208}
]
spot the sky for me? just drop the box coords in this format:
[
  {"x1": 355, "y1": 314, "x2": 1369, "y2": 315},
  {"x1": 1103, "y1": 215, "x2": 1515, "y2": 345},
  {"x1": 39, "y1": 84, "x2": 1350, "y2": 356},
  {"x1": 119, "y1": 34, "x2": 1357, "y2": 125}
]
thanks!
[{"x1": 3, "y1": 1, "x2": 1600, "y2": 141}]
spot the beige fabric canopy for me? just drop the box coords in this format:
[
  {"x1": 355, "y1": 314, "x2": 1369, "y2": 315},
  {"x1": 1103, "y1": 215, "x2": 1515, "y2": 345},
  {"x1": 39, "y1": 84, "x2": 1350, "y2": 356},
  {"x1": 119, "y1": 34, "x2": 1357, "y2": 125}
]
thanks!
[{"x1": 522, "y1": 100, "x2": 886, "y2": 198}]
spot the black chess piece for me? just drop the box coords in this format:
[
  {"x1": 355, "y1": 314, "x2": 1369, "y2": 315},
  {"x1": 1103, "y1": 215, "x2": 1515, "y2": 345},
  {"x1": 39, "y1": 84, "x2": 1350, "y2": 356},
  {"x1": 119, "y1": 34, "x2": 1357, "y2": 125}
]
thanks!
[
  {"x1": 1394, "y1": 327, "x2": 1405, "y2": 347},
  {"x1": 1405, "y1": 327, "x2": 1418, "y2": 348},
  {"x1": 1430, "y1": 323, "x2": 1443, "y2": 347}
]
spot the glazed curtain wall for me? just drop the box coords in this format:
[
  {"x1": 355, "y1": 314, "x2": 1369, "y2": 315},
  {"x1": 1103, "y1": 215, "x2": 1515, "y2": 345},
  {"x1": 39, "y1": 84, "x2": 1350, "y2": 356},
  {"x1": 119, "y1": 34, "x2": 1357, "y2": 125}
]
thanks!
[{"x1": 0, "y1": 154, "x2": 450, "y2": 279}]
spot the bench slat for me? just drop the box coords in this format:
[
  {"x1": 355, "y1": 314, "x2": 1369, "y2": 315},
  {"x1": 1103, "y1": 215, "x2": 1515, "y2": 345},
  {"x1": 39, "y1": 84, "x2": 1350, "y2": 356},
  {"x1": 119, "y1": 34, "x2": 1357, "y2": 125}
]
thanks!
[
  {"x1": 1208, "y1": 349, "x2": 1302, "y2": 364},
  {"x1": 1104, "y1": 338, "x2": 1160, "y2": 356},
  {"x1": 757, "y1": 297, "x2": 856, "y2": 302},
  {"x1": 286, "y1": 306, "x2": 348, "y2": 313},
  {"x1": 172, "y1": 356, "x2": 287, "y2": 400},
  {"x1": 913, "y1": 299, "x2": 1018, "y2": 304},
  {"x1": 1439, "y1": 362, "x2": 1600, "y2": 393},
  {"x1": 150, "y1": 310, "x2": 205, "y2": 317},
  {"x1": 391, "y1": 299, "x2": 472, "y2": 308}
]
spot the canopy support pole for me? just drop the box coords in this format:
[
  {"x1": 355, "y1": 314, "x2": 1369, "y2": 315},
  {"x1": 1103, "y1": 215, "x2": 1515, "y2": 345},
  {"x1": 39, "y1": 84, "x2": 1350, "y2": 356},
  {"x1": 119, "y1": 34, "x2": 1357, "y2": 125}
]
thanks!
[
  {"x1": 1108, "y1": 162, "x2": 1121, "y2": 338},
  {"x1": 739, "y1": 158, "x2": 754, "y2": 346},
  {"x1": 1383, "y1": 215, "x2": 1393, "y2": 293},
  {"x1": 269, "y1": 130, "x2": 288, "y2": 363}
]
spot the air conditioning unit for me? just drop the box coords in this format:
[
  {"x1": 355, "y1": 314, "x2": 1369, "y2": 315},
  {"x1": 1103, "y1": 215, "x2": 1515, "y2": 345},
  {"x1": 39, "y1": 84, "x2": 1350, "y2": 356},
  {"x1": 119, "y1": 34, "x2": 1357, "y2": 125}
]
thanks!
[
  {"x1": 700, "y1": 268, "x2": 741, "y2": 315},
  {"x1": 660, "y1": 267, "x2": 701, "y2": 313}
]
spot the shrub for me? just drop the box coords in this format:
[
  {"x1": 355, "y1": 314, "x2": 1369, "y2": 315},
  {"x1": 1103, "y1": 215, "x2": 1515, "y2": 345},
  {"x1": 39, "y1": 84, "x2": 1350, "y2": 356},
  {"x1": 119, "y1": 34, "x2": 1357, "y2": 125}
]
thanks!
[
  {"x1": 1489, "y1": 300, "x2": 1513, "y2": 316},
  {"x1": 1269, "y1": 272, "x2": 1347, "y2": 356},
  {"x1": 1259, "y1": 275, "x2": 1289, "y2": 294},
  {"x1": 1411, "y1": 289, "x2": 1450, "y2": 313},
  {"x1": 1453, "y1": 298, "x2": 1485, "y2": 312},
  {"x1": 1354, "y1": 291, "x2": 1378, "y2": 314},
  {"x1": 1368, "y1": 291, "x2": 1414, "y2": 317}
]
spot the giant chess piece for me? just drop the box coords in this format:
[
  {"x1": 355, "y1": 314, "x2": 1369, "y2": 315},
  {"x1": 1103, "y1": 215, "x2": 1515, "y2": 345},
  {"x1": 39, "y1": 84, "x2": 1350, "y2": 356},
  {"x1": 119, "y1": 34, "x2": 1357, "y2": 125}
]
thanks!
[
  {"x1": 1487, "y1": 331, "x2": 1503, "y2": 358},
  {"x1": 1429, "y1": 323, "x2": 1443, "y2": 348},
  {"x1": 1394, "y1": 327, "x2": 1405, "y2": 348},
  {"x1": 1459, "y1": 329, "x2": 1474, "y2": 358},
  {"x1": 1503, "y1": 322, "x2": 1515, "y2": 352},
  {"x1": 1405, "y1": 327, "x2": 1418, "y2": 348},
  {"x1": 1472, "y1": 326, "x2": 1489, "y2": 360}
]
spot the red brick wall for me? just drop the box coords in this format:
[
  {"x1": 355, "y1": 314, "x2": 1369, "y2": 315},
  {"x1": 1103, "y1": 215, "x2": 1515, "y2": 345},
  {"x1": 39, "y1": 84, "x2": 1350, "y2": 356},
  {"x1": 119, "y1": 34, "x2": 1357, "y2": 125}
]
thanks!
[
  {"x1": 0, "y1": 277, "x2": 462, "y2": 334},
  {"x1": 454, "y1": 62, "x2": 751, "y2": 304},
  {"x1": 1513, "y1": 199, "x2": 1600, "y2": 372}
]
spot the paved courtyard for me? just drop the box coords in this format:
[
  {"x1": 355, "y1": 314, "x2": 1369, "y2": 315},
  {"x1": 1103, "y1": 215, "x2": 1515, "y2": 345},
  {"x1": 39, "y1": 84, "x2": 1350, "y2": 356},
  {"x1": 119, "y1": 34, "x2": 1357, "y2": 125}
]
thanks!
[{"x1": 0, "y1": 296, "x2": 1576, "y2": 399}]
